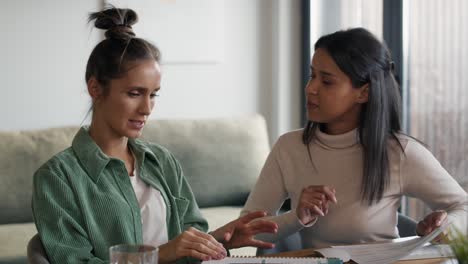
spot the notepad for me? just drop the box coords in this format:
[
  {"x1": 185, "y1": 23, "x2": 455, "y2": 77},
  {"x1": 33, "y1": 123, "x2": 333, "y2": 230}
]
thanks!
[{"x1": 202, "y1": 257, "x2": 342, "y2": 264}]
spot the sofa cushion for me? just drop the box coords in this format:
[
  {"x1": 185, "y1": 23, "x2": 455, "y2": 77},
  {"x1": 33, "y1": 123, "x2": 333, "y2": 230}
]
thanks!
[
  {"x1": 0, "y1": 127, "x2": 78, "y2": 224},
  {"x1": 200, "y1": 207, "x2": 256, "y2": 256},
  {"x1": 0, "y1": 222, "x2": 37, "y2": 260},
  {"x1": 141, "y1": 115, "x2": 270, "y2": 208},
  {"x1": 0, "y1": 115, "x2": 270, "y2": 224}
]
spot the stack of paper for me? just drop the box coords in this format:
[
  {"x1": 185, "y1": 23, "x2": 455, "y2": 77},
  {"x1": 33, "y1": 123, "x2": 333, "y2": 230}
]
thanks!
[
  {"x1": 400, "y1": 244, "x2": 455, "y2": 260},
  {"x1": 317, "y1": 221, "x2": 451, "y2": 264}
]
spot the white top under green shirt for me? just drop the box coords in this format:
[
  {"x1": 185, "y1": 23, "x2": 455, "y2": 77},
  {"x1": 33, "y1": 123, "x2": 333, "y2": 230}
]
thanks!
[
  {"x1": 129, "y1": 166, "x2": 169, "y2": 247},
  {"x1": 242, "y1": 128, "x2": 468, "y2": 249}
]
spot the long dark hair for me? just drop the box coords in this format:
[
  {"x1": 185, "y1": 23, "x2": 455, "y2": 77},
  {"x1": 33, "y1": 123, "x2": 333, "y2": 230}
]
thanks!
[
  {"x1": 303, "y1": 28, "x2": 403, "y2": 205},
  {"x1": 86, "y1": 7, "x2": 160, "y2": 94}
]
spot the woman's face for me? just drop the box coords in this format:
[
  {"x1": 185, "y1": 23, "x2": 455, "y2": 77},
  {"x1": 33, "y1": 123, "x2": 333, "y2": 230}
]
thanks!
[
  {"x1": 305, "y1": 48, "x2": 367, "y2": 134},
  {"x1": 93, "y1": 60, "x2": 161, "y2": 139}
]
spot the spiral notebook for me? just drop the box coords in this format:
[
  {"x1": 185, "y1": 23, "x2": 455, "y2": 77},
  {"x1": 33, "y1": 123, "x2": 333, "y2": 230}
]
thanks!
[{"x1": 202, "y1": 257, "x2": 342, "y2": 264}]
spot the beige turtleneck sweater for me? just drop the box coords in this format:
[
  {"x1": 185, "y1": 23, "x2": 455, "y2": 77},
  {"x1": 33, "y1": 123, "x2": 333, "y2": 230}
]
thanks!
[{"x1": 242, "y1": 128, "x2": 467, "y2": 249}]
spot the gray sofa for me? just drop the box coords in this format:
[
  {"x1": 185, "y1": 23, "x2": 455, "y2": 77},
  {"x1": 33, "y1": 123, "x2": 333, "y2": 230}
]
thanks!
[{"x1": 0, "y1": 114, "x2": 270, "y2": 263}]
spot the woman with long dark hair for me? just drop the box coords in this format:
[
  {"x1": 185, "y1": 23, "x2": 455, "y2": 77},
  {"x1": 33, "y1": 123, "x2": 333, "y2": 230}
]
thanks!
[{"x1": 242, "y1": 28, "x2": 467, "y2": 248}]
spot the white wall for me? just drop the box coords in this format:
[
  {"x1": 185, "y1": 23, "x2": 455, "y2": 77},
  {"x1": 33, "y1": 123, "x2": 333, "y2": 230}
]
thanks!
[
  {"x1": 1, "y1": 0, "x2": 102, "y2": 131},
  {"x1": 0, "y1": 0, "x2": 302, "y2": 143}
]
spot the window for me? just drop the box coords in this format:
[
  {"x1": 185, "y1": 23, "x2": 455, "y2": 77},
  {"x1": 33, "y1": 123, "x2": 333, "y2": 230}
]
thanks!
[
  {"x1": 405, "y1": 0, "x2": 468, "y2": 220},
  {"x1": 310, "y1": 0, "x2": 383, "y2": 48}
]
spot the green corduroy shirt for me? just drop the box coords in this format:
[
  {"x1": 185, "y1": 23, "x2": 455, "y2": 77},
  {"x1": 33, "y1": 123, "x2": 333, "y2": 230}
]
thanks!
[{"x1": 32, "y1": 127, "x2": 208, "y2": 264}]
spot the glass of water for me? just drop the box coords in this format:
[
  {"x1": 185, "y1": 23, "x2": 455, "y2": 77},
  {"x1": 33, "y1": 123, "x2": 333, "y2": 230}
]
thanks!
[{"x1": 109, "y1": 244, "x2": 158, "y2": 264}]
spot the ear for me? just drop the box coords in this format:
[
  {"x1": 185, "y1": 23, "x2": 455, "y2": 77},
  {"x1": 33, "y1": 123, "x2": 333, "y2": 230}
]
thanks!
[
  {"x1": 356, "y1": 83, "x2": 369, "y2": 103},
  {"x1": 87, "y1": 77, "x2": 102, "y2": 101}
]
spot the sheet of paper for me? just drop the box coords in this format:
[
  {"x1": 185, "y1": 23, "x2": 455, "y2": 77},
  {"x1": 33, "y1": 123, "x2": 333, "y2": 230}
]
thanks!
[
  {"x1": 400, "y1": 244, "x2": 455, "y2": 260},
  {"x1": 330, "y1": 220, "x2": 450, "y2": 264}
]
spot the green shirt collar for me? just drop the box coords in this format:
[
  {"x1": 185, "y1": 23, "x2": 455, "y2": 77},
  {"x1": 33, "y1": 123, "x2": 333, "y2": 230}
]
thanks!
[{"x1": 71, "y1": 127, "x2": 158, "y2": 183}]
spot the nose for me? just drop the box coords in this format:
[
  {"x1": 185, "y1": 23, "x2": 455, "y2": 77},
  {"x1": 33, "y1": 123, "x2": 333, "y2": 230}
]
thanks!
[
  {"x1": 139, "y1": 96, "x2": 153, "y2": 115},
  {"x1": 305, "y1": 78, "x2": 318, "y2": 95}
]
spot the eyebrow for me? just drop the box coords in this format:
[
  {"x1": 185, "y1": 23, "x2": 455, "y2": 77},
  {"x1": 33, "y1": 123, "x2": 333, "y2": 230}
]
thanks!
[
  {"x1": 128, "y1": 86, "x2": 161, "y2": 92},
  {"x1": 310, "y1": 66, "x2": 336, "y2": 77}
]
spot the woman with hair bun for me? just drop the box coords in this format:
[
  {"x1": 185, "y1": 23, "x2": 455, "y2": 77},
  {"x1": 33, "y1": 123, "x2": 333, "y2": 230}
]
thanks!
[
  {"x1": 32, "y1": 7, "x2": 277, "y2": 264},
  {"x1": 242, "y1": 28, "x2": 467, "y2": 248}
]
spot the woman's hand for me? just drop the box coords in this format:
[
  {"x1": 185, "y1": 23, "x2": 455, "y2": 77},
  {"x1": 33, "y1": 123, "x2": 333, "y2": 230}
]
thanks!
[
  {"x1": 158, "y1": 227, "x2": 227, "y2": 264},
  {"x1": 210, "y1": 211, "x2": 278, "y2": 250},
  {"x1": 296, "y1": 185, "x2": 337, "y2": 225},
  {"x1": 416, "y1": 210, "x2": 448, "y2": 242}
]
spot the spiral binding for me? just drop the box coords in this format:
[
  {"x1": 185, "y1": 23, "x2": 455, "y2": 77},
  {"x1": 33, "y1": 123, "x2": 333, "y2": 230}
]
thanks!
[{"x1": 202, "y1": 256, "x2": 343, "y2": 264}]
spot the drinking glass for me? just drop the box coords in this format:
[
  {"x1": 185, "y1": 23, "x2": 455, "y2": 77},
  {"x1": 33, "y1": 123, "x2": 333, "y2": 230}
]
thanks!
[{"x1": 109, "y1": 244, "x2": 158, "y2": 264}]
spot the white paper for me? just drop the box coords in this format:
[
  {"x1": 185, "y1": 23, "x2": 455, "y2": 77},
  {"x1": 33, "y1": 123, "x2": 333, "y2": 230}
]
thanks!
[
  {"x1": 400, "y1": 243, "x2": 455, "y2": 260},
  {"x1": 330, "y1": 220, "x2": 450, "y2": 264}
]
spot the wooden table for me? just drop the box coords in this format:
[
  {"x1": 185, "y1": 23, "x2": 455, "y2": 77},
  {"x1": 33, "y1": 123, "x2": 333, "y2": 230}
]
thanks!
[{"x1": 264, "y1": 247, "x2": 457, "y2": 264}]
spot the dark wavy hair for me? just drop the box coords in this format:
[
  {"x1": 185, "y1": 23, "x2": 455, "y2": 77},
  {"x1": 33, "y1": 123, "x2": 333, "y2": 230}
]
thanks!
[
  {"x1": 85, "y1": 7, "x2": 160, "y2": 94},
  {"x1": 303, "y1": 28, "x2": 404, "y2": 205}
]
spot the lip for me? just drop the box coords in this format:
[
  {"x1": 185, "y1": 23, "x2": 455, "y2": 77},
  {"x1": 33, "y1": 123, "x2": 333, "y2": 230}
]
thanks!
[
  {"x1": 307, "y1": 102, "x2": 319, "y2": 109},
  {"x1": 128, "y1": 119, "x2": 145, "y2": 129}
]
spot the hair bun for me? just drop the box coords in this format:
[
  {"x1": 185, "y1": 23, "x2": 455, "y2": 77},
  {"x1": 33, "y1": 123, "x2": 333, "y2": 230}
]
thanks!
[{"x1": 89, "y1": 7, "x2": 138, "y2": 40}]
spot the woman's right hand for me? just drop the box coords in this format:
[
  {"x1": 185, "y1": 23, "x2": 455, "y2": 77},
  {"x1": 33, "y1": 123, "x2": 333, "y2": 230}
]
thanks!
[
  {"x1": 158, "y1": 227, "x2": 227, "y2": 264},
  {"x1": 296, "y1": 185, "x2": 337, "y2": 225}
]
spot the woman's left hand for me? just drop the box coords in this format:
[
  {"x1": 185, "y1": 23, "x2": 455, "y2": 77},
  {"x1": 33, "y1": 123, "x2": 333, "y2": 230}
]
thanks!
[
  {"x1": 210, "y1": 211, "x2": 278, "y2": 250},
  {"x1": 416, "y1": 210, "x2": 448, "y2": 242}
]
